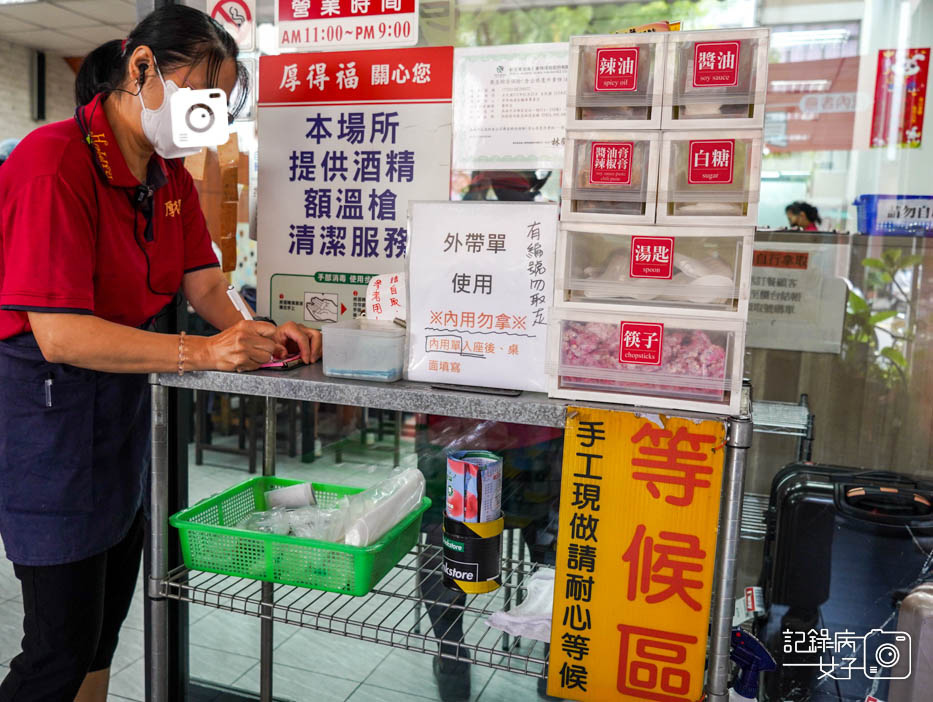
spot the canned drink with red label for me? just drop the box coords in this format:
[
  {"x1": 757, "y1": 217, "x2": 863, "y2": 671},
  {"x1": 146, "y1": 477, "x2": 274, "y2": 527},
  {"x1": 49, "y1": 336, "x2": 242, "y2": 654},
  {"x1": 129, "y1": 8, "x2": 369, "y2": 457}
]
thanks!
[
  {"x1": 446, "y1": 457, "x2": 467, "y2": 520},
  {"x1": 446, "y1": 451, "x2": 502, "y2": 523}
]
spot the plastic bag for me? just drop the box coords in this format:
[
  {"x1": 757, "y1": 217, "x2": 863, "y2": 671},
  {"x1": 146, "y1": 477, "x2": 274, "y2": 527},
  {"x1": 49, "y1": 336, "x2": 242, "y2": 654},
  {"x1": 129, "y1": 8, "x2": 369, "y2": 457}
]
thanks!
[
  {"x1": 343, "y1": 468, "x2": 425, "y2": 546},
  {"x1": 486, "y1": 568, "x2": 555, "y2": 642},
  {"x1": 236, "y1": 506, "x2": 290, "y2": 535},
  {"x1": 288, "y1": 505, "x2": 347, "y2": 542}
]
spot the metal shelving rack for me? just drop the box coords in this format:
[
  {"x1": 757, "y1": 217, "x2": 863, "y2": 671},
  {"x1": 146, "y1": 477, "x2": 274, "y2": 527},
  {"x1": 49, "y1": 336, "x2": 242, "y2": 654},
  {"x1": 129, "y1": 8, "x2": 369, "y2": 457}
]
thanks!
[
  {"x1": 739, "y1": 396, "x2": 815, "y2": 541},
  {"x1": 160, "y1": 545, "x2": 550, "y2": 678},
  {"x1": 147, "y1": 365, "x2": 753, "y2": 702}
]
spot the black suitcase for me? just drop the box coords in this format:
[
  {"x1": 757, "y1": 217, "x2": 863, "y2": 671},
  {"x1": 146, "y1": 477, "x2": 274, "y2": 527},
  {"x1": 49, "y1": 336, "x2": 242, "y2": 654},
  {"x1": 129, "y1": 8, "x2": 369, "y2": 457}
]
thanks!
[{"x1": 756, "y1": 463, "x2": 933, "y2": 702}]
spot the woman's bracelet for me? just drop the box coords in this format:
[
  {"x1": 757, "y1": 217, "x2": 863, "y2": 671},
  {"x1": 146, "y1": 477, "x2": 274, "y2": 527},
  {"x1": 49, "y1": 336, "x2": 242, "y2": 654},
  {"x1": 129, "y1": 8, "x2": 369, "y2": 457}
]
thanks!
[{"x1": 177, "y1": 331, "x2": 187, "y2": 376}]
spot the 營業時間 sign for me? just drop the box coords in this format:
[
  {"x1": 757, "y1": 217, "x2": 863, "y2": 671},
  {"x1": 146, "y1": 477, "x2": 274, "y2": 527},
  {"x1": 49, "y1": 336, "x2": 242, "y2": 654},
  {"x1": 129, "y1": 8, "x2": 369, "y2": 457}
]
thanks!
[{"x1": 276, "y1": 0, "x2": 419, "y2": 51}]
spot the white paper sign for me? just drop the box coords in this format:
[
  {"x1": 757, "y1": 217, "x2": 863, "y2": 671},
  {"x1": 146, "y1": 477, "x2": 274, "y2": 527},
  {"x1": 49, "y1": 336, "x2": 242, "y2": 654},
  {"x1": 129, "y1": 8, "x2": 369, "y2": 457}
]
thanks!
[
  {"x1": 256, "y1": 49, "x2": 452, "y2": 324},
  {"x1": 453, "y1": 44, "x2": 568, "y2": 171},
  {"x1": 407, "y1": 201, "x2": 558, "y2": 392},
  {"x1": 366, "y1": 272, "x2": 406, "y2": 320},
  {"x1": 747, "y1": 241, "x2": 849, "y2": 353}
]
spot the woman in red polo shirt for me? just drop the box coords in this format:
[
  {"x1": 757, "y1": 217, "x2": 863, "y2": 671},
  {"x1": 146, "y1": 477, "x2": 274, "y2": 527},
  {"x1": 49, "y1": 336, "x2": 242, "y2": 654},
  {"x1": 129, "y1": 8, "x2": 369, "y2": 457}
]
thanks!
[{"x1": 0, "y1": 7, "x2": 320, "y2": 701}]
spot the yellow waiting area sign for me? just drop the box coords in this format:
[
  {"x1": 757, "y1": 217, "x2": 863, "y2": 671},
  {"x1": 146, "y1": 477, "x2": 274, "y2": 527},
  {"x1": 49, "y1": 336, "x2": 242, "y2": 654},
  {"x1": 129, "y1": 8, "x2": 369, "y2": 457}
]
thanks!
[{"x1": 549, "y1": 407, "x2": 727, "y2": 701}]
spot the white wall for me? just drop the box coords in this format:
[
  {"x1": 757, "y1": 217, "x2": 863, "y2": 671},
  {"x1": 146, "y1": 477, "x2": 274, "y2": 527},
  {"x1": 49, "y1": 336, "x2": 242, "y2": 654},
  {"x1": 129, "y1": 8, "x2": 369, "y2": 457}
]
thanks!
[{"x1": 0, "y1": 38, "x2": 76, "y2": 141}]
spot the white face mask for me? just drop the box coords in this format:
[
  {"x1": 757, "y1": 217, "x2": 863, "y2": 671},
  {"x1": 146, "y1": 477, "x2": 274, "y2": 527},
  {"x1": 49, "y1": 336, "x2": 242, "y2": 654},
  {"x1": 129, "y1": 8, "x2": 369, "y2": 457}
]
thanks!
[{"x1": 138, "y1": 63, "x2": 202, "y2": 160}]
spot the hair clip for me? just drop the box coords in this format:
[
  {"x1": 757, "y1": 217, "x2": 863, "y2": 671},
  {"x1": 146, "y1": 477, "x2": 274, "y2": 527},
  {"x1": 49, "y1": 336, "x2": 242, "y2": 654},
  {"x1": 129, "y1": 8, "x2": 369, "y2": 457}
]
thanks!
[{"x1": 120, "y1": 38, "x2": 128, "y2": 56}]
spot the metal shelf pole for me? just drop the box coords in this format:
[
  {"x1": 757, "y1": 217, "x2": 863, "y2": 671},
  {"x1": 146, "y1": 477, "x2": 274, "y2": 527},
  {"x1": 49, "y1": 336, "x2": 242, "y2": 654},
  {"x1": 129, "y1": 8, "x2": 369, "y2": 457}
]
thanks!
[
  {"x1": 706, "y1": 414, "x2": 754, "y2": 702},
  {"x1": 261, "y1": 397, "x2": 277, "y2": 702},
  {"x1": 148, "y1": 384, "x2": 170, "y2": 702}
]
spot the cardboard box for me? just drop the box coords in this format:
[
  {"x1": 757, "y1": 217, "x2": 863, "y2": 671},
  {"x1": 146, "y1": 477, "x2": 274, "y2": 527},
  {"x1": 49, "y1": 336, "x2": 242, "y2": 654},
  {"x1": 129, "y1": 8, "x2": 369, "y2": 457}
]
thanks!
[
  {"x1": 220, "y1": 234, "x2": 237, "y2": 273},
  {"x1": 217, "y1": 132, "x2": 240, "y2": 168},
  {"x1": 221, "y1": 166, "x2": 239, "y2": 201},
  {"x1": 184, "y1": 148, "x2": 208, "y2": 181}
]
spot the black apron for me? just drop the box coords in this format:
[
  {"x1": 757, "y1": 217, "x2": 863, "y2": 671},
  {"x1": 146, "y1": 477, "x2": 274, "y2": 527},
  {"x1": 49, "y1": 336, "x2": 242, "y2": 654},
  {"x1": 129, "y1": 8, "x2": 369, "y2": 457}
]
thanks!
[{"x1": 0, "y1": 334, "x2": 149, "y2": 565}]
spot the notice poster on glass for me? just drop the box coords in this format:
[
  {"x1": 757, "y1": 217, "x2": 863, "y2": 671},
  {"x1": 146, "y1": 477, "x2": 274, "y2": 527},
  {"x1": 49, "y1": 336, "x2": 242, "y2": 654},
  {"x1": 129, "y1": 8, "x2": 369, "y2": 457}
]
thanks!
[
  {"x1": 256, "y1": 47, "x2": 453, "y2": 324},
  {"x1": 452, "y1": 44, "x2": 569, "y2": 171},
  {"x1": 407, "y1": 201, "x2": 558, "y2": 392}
]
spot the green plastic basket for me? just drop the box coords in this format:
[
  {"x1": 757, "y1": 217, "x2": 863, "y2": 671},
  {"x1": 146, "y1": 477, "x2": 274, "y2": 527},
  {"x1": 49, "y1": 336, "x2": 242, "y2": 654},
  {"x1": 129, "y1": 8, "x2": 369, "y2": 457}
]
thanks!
[{"x1": 169, "y1": 476, "x2": 431, "y2": 596}]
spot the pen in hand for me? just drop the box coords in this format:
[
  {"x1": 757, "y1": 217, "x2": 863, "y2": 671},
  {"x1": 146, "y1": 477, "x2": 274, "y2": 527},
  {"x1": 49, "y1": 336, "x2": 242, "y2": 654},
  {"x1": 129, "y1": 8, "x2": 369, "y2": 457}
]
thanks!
[{"x1": 226, "y1": 285, "x2": 253, "y2": 321}]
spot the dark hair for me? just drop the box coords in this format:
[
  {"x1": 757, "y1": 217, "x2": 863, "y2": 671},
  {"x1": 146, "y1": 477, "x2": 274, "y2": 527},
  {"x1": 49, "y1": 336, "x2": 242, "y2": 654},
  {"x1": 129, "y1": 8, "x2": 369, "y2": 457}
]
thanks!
[
  {"x1": 75, "y1": 5, "x2": 248, "y2": 116},
  {"x1": 785, "y1": 201, "x2": 822, "y2": 226}
]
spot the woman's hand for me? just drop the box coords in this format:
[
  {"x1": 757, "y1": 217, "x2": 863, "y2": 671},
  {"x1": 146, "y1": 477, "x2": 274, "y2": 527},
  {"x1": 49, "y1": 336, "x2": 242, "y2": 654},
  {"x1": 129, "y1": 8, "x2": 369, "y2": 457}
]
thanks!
[
  {"x1": 273, "y1": 321, "x2": 323, "y2": 364},
  {"x1": 198, "y1": 320, "x2": 288, "y2": 372}
]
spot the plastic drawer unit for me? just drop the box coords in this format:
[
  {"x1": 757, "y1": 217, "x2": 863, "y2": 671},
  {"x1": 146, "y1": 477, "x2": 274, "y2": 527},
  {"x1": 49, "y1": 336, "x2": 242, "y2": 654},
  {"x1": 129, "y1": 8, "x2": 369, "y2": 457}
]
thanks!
[
  {"x1": 546, "y1": 306, "x2": 745, "y2": 414},
  {"x1": 555, "y1": 224, "x2": 753, "y2": 316},
  {"x1": 567, "y1": 33, "x2": 667, "y2": 130},
  {"x1": 560, "y1": 131, "x2": 660, "y2": 224},
  {"x1": 661, "y1": 28, "x2": 770, "y2": 130},
  {"x1": 657, "y1": 130, "x2": 762, "y2": 226}
]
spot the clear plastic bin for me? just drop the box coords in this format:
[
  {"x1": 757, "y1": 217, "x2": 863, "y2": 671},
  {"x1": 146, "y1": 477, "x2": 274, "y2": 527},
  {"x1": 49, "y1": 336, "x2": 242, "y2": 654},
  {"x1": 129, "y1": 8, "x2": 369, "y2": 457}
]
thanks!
[
  {"x1": 322, "y1": 318, "x2": 405, "y2": 382},
  {"x1": 560, "y1": 132, "x2": 659, "y2": 224},
  {"x1": 657, "y1": 130, "x2": 762, "y2": 226},
  {"x1": 568, "y1": 34, "x2": 666, "y2": 130},
  {"x1": 556, "y1": 224, "x2": 753, "y2": 315},
  {"x1": 662, "y1": 28, "x2": 770, "y2": 130},
  {"x1": 546, "y1": 307, "x2": 744, "y2": 413}
]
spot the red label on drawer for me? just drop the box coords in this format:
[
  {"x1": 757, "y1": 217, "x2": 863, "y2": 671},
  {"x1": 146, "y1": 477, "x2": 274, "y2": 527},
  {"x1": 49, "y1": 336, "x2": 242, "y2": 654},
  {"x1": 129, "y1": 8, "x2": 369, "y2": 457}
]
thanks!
[
  {"x1": 693, "y1": 40, "x2": 741, "y2": 87},
  {"x1": 619, "y1": 322, "x2": 664, "y2": 365},
  {"x1": 594, "y1": 47, "x2": 639, "y2": 92},
  {"x1": 688, "y1": 139, "x2": 735, "y2": 185},
  {"x1": 630, "y1": 236, "x2": 674, "y2": 279},
  {"x1": 753, "y1": 250, "x2": 809, "y2": 269},
  {"x1": 589, "y1": 141, "x2": 634, "y2": 185}
]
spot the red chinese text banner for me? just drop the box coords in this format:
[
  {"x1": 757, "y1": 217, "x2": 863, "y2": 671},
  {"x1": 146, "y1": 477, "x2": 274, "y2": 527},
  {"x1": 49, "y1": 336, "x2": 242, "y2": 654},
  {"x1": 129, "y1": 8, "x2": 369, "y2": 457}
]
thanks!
[{"x1": 870, "y1": 47, "x2": 929, "y2": 148}]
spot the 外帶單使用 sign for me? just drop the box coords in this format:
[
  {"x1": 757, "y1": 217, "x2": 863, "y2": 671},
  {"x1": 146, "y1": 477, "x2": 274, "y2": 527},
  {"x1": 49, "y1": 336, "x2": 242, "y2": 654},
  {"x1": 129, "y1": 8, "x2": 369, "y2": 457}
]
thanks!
[
  {"x1": 548, "y1": 408, "x2": 726, "y2": 701},
  {"x1": 276, "y1": 0, "x2": 419, "y2": 51},
  {"x1": 256, "y1": 47, "x2": 453, "y2": 325},
  {"x1": 407, "y1": 201, "x2": 558, "y2": 393}
]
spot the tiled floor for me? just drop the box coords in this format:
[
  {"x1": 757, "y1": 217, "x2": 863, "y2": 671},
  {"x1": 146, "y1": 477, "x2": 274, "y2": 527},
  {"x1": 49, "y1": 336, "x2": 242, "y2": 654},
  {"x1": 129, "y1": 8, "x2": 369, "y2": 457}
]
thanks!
[{"x1": 0, "y1": 422, "x2": 556, "y2": 702}]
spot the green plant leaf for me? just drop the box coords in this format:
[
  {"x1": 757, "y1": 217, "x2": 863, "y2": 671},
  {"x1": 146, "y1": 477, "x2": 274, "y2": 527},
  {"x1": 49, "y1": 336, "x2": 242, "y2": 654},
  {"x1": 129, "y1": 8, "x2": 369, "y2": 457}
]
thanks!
[
  {"x1": 880, "y1": 346, "x2": 907, "y2": 368},
  {"x1": 884, "y1": 248, "x2": 903, "y2": 265},
  {"x1": 869, "y1": 310, "x2": 898, "y2": 324},
  {"x1": 901, "y1": 254, "x2": 924, "y2": 268},
  {"x1": 880, "y1": 272, "x2": 893, "y2": 283},
  {"x1": 848, "y1": 292, "x2": 869, "y2": 313},
  {"x1": 863, "y1": 257, "x2": 886, "y2": 269}
]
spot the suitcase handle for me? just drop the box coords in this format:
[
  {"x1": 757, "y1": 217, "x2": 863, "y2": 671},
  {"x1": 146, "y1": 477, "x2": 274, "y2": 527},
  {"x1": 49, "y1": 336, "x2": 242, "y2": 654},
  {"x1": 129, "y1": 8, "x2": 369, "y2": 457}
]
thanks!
[{"x1": 837, "y1": 483, "x2": 933, "y2": 522}]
